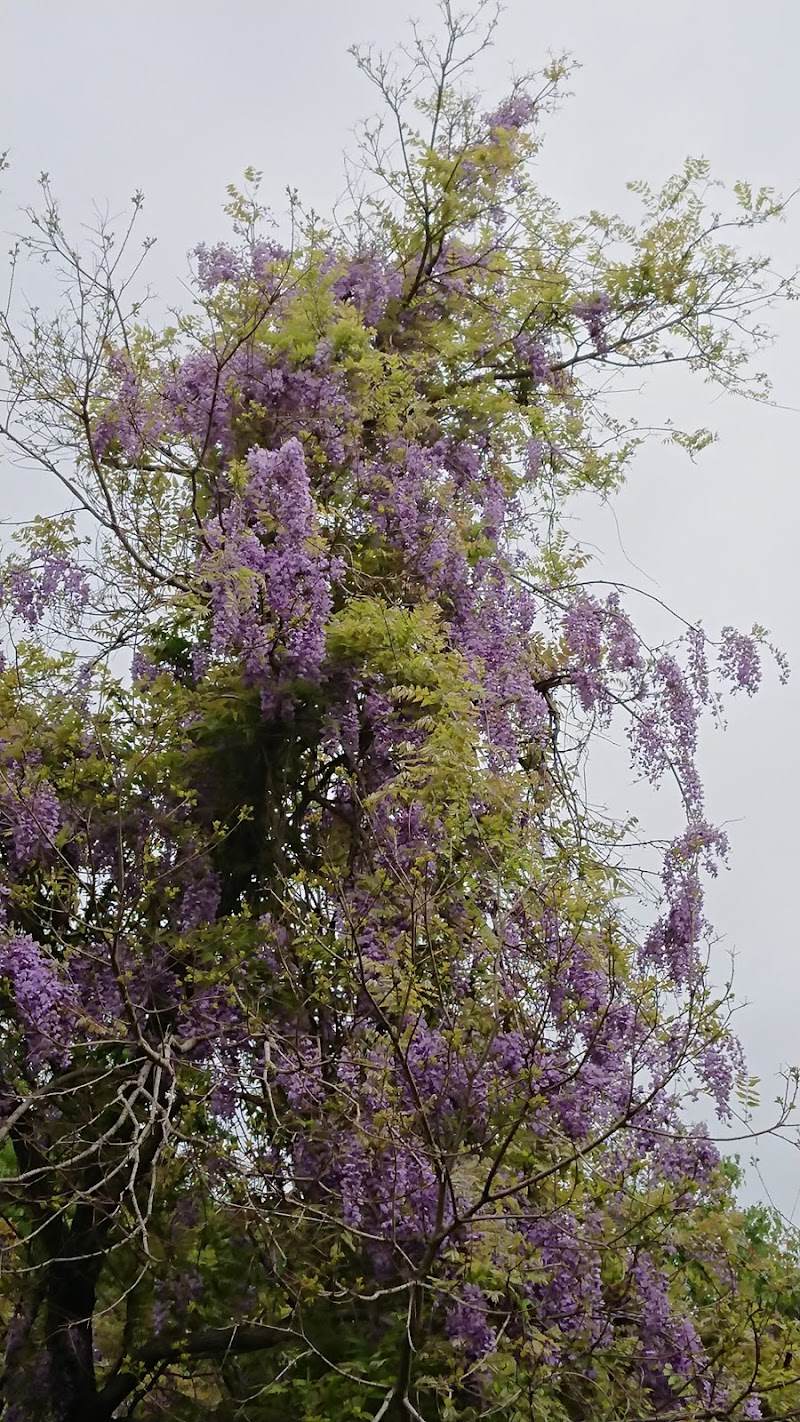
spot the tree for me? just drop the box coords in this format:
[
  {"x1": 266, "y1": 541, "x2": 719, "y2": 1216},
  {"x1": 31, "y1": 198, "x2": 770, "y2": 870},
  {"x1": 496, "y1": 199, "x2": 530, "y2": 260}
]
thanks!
[{"x1": 0, "y1": 5, "x2": 797, "y2": 1419}]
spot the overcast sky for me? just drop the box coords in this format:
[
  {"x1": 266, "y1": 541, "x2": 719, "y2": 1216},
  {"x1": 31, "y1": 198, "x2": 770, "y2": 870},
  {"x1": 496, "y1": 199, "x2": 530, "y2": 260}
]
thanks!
[{"x1": 3, "y1": 0, "x2": 800, "y2": 1213}]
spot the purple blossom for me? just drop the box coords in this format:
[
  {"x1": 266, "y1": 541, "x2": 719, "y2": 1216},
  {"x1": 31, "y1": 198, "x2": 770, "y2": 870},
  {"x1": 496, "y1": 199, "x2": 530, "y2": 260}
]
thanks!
[
  {"x1": 605, "y1": 592, "x2": 643, "y2": 671},
  {"x1": 666, "y1": 821, "x2": 729, "y2": 885},
  {"x1": 180, "y1": 991, "x2": 242, "y2": 1055},
  {"x1": 0, "y1": 933, "x2": 76, "y2": 1069},
  {"x1": 484, "y1": 92, "x2": 537, "y2": 132},
  {"x1": 523, "y1": 1211, "x2": 605, "y2": 1342},
  {"x1": 333, "y1": 253, "x2": 402, "y2": 326},
  {"x1": 131, "y1": 647, "x2": 160, "y2": 685},
  {"x1": 452, "y1": 565, "x2": 549, "y2": 758},
  {"x1": 573, "y1": 292, "x2": 613, "y2": 354},
  {"x1": 699, "y1": 1037, "x2": 742, "y2": 1119},
  {"x1": 513, "y1": 332, "x2": 552, "y2": 385},
  {"x1": 191, "y1": 644, "x2": 211, "y2": 682},
  {"x1": 642, "y1": 824, "x2": 727, "y2": 987},
  {"x1": 194, "y1": 239, "x2": 290, "y2": 294},
  {"x1": 152, "y1": 1266, "x2": 204, "y2": 1334},
  {"x1": 0, "y1": 776, "x2": 61, "y2": 865},
  {"x1": 481, "y1": 477, "x2": 507, "y2": 542},
  {"x1": 67, "y1": 949, "x2": 124, "y2": 1027},
  {"x1": 250, "y1": 239, "x2": 291, "y2": 286},
  {"x1": 563, "y1": 595, "x2": 609, "y2": 713},
  {"x1": 1, "y1": 550, "x2": 90, "y2": 626},
  {"x1": 524, "y1": 438, "x2": 545, "y2": 481},
  {"x1": 209, "y1": 1080, "x2": 238, "y2": 1118},
  {"x1": 179, "y1": 870, "x2": 221, "y2": 931},
  {"x1": 445, "y1": 1284, "x2": 497, "y2": 1359},
  {"x1": 630, "y1": 1252, "x2": 707, "y2": 1395},
  {"x1": 92, "y1": 351, "x2": 162, "y2": 460},
  {"x1": 194, "y1": 242, "x2": 244, "y2": 290},
  {"x1": 718, "y1": 625, "x2": 762, "y2": 695},
  {"x1": 687, "y1": 625, "x2": 711, "y2": 705},
  {"x1": 201, "y1": 438, "x2": 332, "y2": 706},
  {"x1": 643, "y1": 877, "x2": 703, "y2": 986},
  {"x1": 647, "y1": 1123, "x2": 720, "y2": 1189},
  {"x1": 631, "y1": 654, "x2": 703, "y2": 811}
]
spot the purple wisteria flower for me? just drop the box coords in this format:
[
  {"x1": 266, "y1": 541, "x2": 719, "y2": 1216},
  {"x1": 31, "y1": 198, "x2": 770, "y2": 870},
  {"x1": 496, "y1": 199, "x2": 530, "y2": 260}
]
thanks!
[
  {"x1": 718, "y1": 625, "x2": 762, "y2": 695},
  {"x1": 0, "y1": 776, "x2": 61, "y2": 865},
  {"x1": 0, "y1": 933, "x2": 76, "y2": 1069},
  {"x1": 513, "y1": 331, "x2": 552, "y2": 385},
  {"x1": 561, "y1": 594, "x2": 621, "y2": 716},
  {"x1": 201, "y1": 438, "x2": 333, "y2": 708},
  {"x1": 333, "y1": 253, "x2": 402, "y2": 327},
  {"x1": 445, "y1": 1284, "x2": 497, "y2": 1359},
  {"x1": 179, "y1": 870, "x2": 221, "y2": 931},
  {"x1": 1, "y1": 549, "x2": 90, "y2": 626},
  {"x1": 573, "y1": 292, "x2": 613, "y2": 354},
  {"x1": 484, "y1": 92, "x2": 537, "y2": 132}
]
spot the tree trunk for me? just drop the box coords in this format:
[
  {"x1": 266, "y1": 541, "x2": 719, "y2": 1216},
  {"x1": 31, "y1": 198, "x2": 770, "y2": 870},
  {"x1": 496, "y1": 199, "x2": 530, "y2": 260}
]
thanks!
[{"x1": 44, "y1": 1206, "x2": 107, "y2": 1422}]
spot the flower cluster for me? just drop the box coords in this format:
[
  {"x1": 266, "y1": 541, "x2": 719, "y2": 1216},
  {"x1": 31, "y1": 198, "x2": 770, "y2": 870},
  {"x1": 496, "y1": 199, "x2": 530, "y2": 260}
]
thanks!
[
  {"x1": 332, "y1": 252, "x2": 402, "y2": 327},
  {"x1": 0, "y1": 549, "x2": 89, "y2": 627},
  {"x1": 0, "y1": 934, "x2": 76, "y2": 1069},
  {"x1": 0, "y1": 774, "x2": 61, "y2": 865},
  {"x1": 573, "y1": 292, "x2": 613, "y2": 354},
  {"x1": 201, "y1": 438, "x2": 334, "y2": 707},
  {"x1": 484, "y1": 92, "x2": 538, "y2": 133}
]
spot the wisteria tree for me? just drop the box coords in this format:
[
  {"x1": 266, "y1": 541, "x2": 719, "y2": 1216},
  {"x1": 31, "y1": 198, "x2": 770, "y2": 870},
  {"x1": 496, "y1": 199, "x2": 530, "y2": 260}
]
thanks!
[{"x1": 1, "y1": 6, "x2": 799, "y2": 1420}]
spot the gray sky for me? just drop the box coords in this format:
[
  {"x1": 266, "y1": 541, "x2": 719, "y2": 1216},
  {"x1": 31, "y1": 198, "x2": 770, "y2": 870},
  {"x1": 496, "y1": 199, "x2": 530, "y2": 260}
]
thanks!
[{"x1": 3, "y1": 0, "x2": 800, "y2": 1212}]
